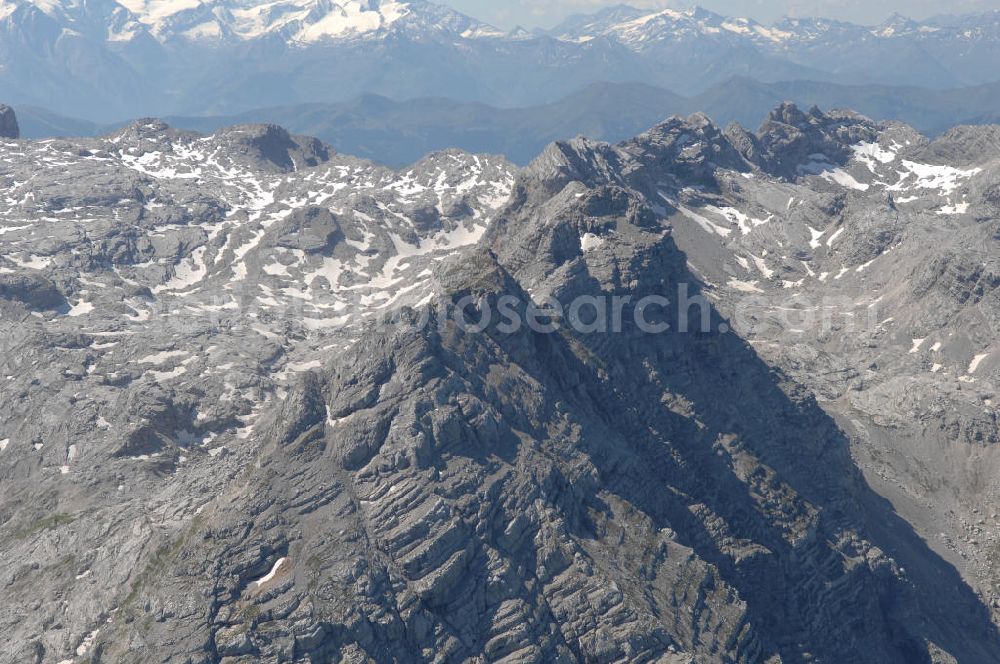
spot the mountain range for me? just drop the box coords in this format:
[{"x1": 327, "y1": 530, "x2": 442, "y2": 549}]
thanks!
[
  {"x1": 4, "y1": 1, "x2": 1000, "y2": 661},
  {"x1": 4, "y1": 0, "x2": 1000, "y2": 120},
  {"x1": 13, "y1": 77, "x2": 1000, "y2": 167},
  {"x1": 2, "y1": 98, "x2": 1000, "y2": 662}
]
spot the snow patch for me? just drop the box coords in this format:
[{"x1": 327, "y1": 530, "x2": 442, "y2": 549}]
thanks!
[
  {"x1": 751, "y1": 255, "x2": 774, "y2": 279},
  {"x1": 728, "y1": 279, "x2": 763, "y2": 293},
  {"x1": 938, "y1": 201, "x2": 970, "y2": 215},
  {"x1": 154, "y1": 246, "x2": 208, "y2": 293},
  {"x1": 137, "y1": 350, "x2": 188, "y2": 365},
  {"x1": 705, "y1": 205, "x2": 770, "y2": 235},
  {"x1": 287, "y1": 359, "x2": 321, "y2": 372},
  {"x1": 888, "y1": 161, "x2": 981, "y2": 194},
  {"x1": 76, "y1": 629, "x2": 99, "y2": 657},
  {"x1": 295, "y1": 1, "x2": 410, "y2": 42},
  {"x1": 66, "y1": 300, "x2": 94, "y2": 317},
  {"x1": 663, "y1": 196, "x2": 731, "y2": 237},
  {"x1": 821, "y1": 169, "x2": 869, "y2": 191},
  {"x1": 807, "y1": 226, "x2": 825, "y2": 249},
  {"x1": 146, "y1": 366, "x2": 187, "y2": 381},
  {"x1": 852, "y1": 142, "x2": 897, "y2": 172},
  {"x1": 254, "y1": 557, "x2": 288, "y2": 587},
  {"x1": 968, "y1": 353, "x2": 989, "y2": 374},
  {"x1": 825, "y1": 227, "x2": 845, "y2": 247},
  {"x1": 580, "y1": 232, "x2": 605, "y2": 251}
]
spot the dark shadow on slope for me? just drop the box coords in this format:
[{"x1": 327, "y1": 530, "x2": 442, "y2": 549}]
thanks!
[{"x1": 459, "y1": 236, "x2": 1000, "y2": 662}]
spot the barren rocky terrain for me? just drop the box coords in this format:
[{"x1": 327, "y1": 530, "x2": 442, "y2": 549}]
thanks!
[{"x1": 1, "y1": 103, "x2": 999, "y2": 662}]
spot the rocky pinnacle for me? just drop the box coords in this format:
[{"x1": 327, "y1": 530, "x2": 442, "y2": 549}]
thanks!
[{"x1": 0, "y1": 105, "x2": 18, "y2": 139}]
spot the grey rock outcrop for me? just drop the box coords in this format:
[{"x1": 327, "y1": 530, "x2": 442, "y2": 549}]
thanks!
[{"x1": 0, "y1": 104, "x2": 18, "y2": 139}]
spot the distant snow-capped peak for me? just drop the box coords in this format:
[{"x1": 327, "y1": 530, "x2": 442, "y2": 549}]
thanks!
[
  {"x1": 2, "y1": 0, "x2": 505, "y2": 43},
  {"x1": 3, "y1": 0, "x2": 999, "y2": 51},
  {"x1": 114, "y1": 0, "x2": 416, "y2": 41},
  {"x1": 546, "y1": 4, "x2": 1000, "y2": 49},
  {"x1": 550, "y1": 5, "x2": 795, "y2": 47}
]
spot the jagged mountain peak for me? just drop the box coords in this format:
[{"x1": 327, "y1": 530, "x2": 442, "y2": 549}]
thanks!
[
  {"x1": 521, "y1": 136, "x2": 626, "y2": 197},
  {"x1": 547, "y1": 3, "x2": 654, "y2": 36},
  {"x1": 549, "y1": 3, "x2": 795, "y2": 47},
  {"x1": 519, "y1": 102, "x2": 889, "y2": 197},
  {"x1": 647, "y1": 110, "x2": 731, "y2": 137},
  {"x1": 765, "y1": 101, "x2": 816, "y2": 128},
  {"x1": 878, "y1": 11, "x2": 918, "y2": 27}
]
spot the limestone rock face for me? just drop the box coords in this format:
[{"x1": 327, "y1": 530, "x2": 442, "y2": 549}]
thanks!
[{"x1": 1, "y1": 106, "x2": 1000, "y2": 663}]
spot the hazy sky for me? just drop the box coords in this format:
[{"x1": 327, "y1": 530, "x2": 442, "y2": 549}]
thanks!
[{"x1": 446, "y1": 0, "x2": 1000, "y2": 29}]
